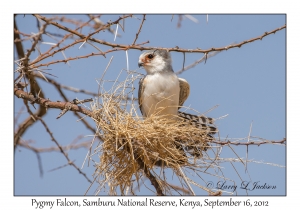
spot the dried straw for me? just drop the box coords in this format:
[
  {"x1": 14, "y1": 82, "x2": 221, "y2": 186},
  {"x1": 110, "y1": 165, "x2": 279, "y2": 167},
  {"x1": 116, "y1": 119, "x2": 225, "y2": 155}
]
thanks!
[{"x1": 89, "y1": 69, "x2": 217, "y2": 195}]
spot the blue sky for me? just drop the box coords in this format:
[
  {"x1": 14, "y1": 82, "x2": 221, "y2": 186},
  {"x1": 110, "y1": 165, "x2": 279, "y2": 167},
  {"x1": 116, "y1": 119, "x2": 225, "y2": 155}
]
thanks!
[{"x1": 14, "y1": 14, "x2": 286, "y2": 196}]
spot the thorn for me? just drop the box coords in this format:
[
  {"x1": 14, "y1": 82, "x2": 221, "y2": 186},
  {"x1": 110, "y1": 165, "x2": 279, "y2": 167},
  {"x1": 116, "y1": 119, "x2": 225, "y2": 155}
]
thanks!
[{"x1": 31, "y1": 103, "x2": 36, "y2": 109}]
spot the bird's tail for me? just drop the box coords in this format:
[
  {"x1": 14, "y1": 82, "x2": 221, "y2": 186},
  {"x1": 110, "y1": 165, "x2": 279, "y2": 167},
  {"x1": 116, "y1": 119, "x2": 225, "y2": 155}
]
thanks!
[
  {"x1": 178, "y1": 111, "x2": 217, "y2": 135},
  {"x1": 177, "y1": 111, "x2": 218, "y2": 157}
]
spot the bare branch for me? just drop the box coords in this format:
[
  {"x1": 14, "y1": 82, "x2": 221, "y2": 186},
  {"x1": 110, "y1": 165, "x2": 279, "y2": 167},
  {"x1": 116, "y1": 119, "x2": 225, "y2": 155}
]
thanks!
[
  {"x1": 14, "y1": 82, "x2": 46, "y2": 149},
  {"x1": 14, "y1": 18, "x2": 25, "y2": 59},
  {"x1": 135, "y1": 157, "x2": 164, "y2": 196},
  {"x1": 212, "y1": 138, "x2": 286, "y2": 146},
  {"x1": 132, "y1": 14, "x2": 146, "y2": 45},
  {"x1": 19, "y1": 139, "x2": 90, "y2": 153},
  {"x1": 37, "y1": 117, "x2": 92, "y2": 183},
  {"x1": 23, "y1": 22, "x2": 48, "y2": 61},
  {"x1": 14, "y1": 88, "x2": 95, "y2": 118},
  {"x1": 176, "y1": 51, "x2": 220, "y2": 75},
  {"x1": 34, "y1": 14, "x2": 286, "y2": 54},
  {"x1": 31, "y1": 47, "x2": 124, "y2": 69}
]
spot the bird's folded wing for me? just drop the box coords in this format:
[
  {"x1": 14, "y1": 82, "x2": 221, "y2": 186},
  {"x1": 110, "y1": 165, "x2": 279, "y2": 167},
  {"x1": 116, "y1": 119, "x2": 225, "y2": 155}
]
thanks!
[
  {"x1": 138, "y1": 77, "x2": 146, "y2": 116},
  {"x1": 178, "y1": 78, "x2": 190, "y2": 108}
]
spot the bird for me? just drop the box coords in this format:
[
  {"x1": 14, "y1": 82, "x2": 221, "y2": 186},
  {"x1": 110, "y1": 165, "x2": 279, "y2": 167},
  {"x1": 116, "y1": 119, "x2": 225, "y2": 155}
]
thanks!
[{"x1": 137, "y1": 49, "x2": 217, "y2": 158}]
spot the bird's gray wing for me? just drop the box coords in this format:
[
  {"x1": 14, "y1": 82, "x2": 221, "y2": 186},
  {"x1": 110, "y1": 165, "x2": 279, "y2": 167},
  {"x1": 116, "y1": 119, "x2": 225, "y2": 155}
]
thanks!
[
  {"x1": 138, "y1": 77, "x2": 146, "y2": 116},
  {"x1": 178, "y1": 78, "x2": 190, "y2": 109}
]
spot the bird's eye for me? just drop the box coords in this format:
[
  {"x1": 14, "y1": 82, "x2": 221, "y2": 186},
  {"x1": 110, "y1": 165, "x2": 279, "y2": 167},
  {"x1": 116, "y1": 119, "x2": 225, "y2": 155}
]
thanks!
[{"x1": 147, "y1": 54, "x2": 154, "y2": 59}]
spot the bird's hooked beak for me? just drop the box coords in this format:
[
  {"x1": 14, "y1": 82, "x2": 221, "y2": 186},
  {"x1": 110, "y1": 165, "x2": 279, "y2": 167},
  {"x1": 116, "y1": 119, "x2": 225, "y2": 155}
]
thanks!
[{"x1": 138, "y1": 61, "x2": 144, "y2": 68}]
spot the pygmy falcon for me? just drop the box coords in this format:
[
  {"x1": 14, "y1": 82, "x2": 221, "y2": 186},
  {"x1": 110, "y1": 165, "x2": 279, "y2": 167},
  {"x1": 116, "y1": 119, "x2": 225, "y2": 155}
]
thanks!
[{"x1": 138, "y1": 49, "x2": 217, "y2": 157}]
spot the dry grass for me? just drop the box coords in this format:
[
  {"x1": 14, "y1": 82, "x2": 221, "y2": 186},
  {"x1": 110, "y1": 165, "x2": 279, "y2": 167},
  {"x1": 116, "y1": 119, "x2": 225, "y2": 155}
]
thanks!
[{"x1": 87, "y1": 68, "x2": 220, "y2": 195}]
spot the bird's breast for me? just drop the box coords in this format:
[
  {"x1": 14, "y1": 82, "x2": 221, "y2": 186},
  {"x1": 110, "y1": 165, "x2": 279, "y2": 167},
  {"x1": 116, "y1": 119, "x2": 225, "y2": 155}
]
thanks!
[{"x1": 141, "y1": 73, "x2": 180, "y2": 118}]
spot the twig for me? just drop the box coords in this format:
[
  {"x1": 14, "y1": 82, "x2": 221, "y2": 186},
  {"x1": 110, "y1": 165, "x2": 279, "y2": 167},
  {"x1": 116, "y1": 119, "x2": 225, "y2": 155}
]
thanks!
[
  {"x1": 31, "y1": 15, "x2": 107, "y2": 65},
  {"x1": 178, "y1": 167, "x2": 195, "y2": 195},
  {"x1": 20, "y1": 101, "x2": 45, "y2": 177},
  {"x1": 14, "y1": 88, "x2": 95, "y2": 118},
  {"x1": 29, "y1": 39, "x2": 83, "y2": 66},
  {"x1": 53, "y1": 15, "x2": 93, "y2": 28},
  {"x1": 40, "y1": 75, "x2": 103, "y2": 141},
  {"x1": 132, "y1": 14, "x2": 146, "y2": 45},
  {"x1": 136, "y1": 157, "x2": 164, "y2": 196},
  {"x1": 38, "y1": 117, "x2": 92, "y2": 183},
  {"x1": 175, "y1": 51, "x2": 220, "y2": 75},
  {"x1": 56, "y1": 98, "x2": 93, "y2": 119},
  {"x1": 31, "y1": 47, "x2": 124, "y2": 69},
  {"x1": 34, "y1": 14, "x2": 131, "y2": 42},
  {"x1": 211, "y1": 138, "x2": 286, "y2": 146},
  {"x1": 23, "y1": 22, "x2": 48, "y2": 62},
  {"x1": 19, "y1": 139, "x2": 90, "y2": 153},
  {"x1": 14, "y1": 77, "x2": 46, "y2": 149}
]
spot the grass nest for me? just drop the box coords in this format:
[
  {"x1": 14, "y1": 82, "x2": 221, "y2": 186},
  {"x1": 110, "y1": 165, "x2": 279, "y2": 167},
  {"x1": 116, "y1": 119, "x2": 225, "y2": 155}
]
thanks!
[{"x1": 89, "y1": 71, "x2": 217, "y2": 195}]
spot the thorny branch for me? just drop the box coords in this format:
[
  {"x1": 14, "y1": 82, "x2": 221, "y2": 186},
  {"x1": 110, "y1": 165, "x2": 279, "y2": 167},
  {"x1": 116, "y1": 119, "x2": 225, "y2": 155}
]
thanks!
[
  {"x1": 20, "y1": 14, "x2": 285, "y2": 76},
  {"x1": 51, "y1": 82, "x2": 103, "y2": 141},
  {"x1": 132, "y1": 14, "x2": 146, "y2": 45},
  {"x1": 87, "y1": 14, "x2": 120, "y2": 36},
  {"x1": 32, "y1": 47, "x2": 126, "y2": 69},
  {"x1": 23, "y1": 22, "x2": 48, "y2": 61},
  {"x1": 29, "y1": 14, "x2": 112, "y2": 66},
  {"x1": 38, "y1": 117, "x2": 92, "y2": 183},
  {"x1": 33, "y1": 72, "x2": 137, "y2": 100},
  {"x1": 14, "y1": 16, "x2": 47, "y2": 148},
  {"x1": 14, "y1": 95, "x2": 46, "y2": 149},
  {"x1": 23, "y1": 14, "x2": 285, "y2": 73},
  {"x1": 34, "y1": 14, "x2": 286, "y2": 55},
  {"x1": 14, "y1": 87, "x2": 95, "y2": 118},
  {"x1": 212, "y1": 138, "x2": 286, "y2": 146}
]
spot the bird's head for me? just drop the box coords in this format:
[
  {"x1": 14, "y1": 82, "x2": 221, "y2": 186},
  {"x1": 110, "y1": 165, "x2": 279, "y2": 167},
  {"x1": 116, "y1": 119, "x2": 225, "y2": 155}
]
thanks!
[{"x1": 138, "y1": 49, "x2": 173, "y2": 74}]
